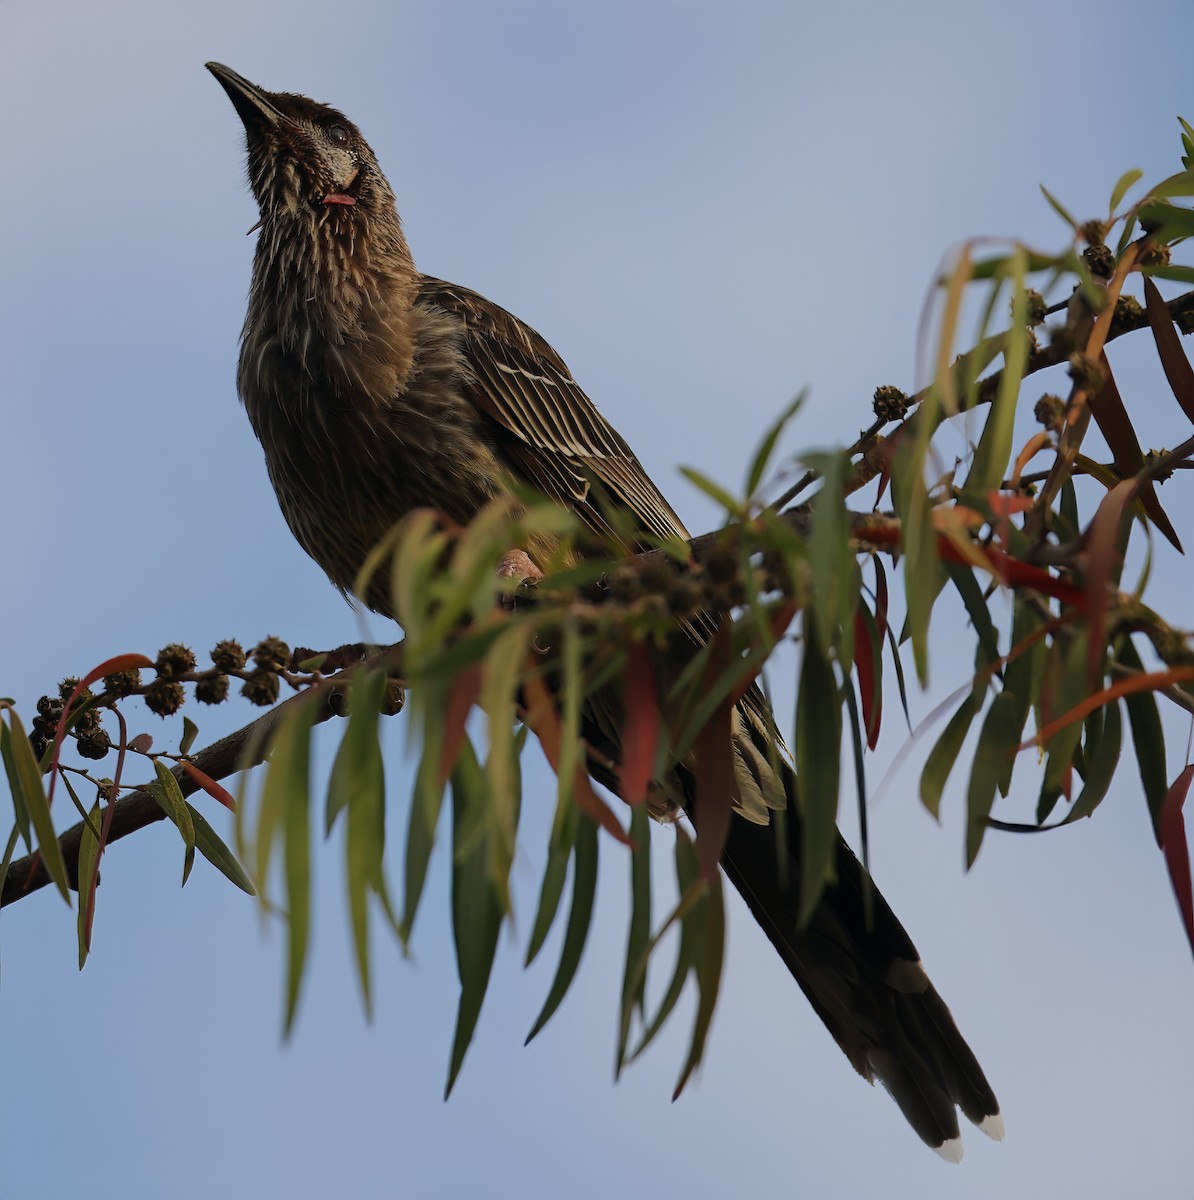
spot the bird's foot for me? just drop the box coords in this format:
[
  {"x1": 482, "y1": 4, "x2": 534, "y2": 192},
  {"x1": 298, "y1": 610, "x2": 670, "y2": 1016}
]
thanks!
[{"x1": 496, "y1": 549, "x2": 543, "y2": 611}]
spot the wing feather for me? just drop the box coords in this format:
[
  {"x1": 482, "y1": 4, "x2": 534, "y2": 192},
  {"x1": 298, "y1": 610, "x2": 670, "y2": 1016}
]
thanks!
[{"x1": 417, "y1": 276, "x2": 687, "y2": 546}]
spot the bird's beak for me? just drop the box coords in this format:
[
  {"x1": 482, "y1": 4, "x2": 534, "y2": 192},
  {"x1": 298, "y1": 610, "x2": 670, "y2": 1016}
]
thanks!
[{"x1": 206, "y1": 62, "x2": 286, "y2": 131}]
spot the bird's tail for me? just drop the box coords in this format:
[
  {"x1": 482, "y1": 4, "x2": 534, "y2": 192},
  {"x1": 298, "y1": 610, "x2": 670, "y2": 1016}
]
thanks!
[{"x1": 716, "y1": 717, "x2": 1003, "y2": 1160}]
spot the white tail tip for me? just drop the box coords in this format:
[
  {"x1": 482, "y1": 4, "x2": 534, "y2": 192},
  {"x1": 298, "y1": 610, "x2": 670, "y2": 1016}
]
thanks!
[
  {"x1": 934, "y1": 1136, "x2": 964, "y2": 1164},
  {"x1": 978, "y1": 1112, "x2": 1005, "y2": 1142}
]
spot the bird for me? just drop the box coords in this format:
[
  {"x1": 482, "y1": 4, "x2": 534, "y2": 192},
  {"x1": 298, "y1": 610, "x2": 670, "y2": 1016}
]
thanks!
[{"x1": 207, "y1": 62, "x2": 1003, "y2": 1160}]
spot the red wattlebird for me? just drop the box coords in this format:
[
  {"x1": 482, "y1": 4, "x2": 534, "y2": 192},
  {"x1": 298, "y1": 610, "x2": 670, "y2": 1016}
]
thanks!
[{"x1": 207, "y1": 62, "x2": 1002, "y2": 1160}]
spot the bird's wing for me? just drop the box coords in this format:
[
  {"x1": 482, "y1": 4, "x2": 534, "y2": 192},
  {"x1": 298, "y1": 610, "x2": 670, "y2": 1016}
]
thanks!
[{"x1": 417, "y1": 276, "x2": 689, "y2": 549}]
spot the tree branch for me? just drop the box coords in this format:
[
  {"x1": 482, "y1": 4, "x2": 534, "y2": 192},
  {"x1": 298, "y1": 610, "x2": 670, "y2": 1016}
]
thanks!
[{"x1": 1, "y1": 643, "x2": 405, "y2": 908}]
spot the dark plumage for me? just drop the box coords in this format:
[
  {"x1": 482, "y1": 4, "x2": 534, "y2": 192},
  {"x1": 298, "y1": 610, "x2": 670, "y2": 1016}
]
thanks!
[{"x1": 207, "y1": 62, "x2": 1002, "y2": 1159}]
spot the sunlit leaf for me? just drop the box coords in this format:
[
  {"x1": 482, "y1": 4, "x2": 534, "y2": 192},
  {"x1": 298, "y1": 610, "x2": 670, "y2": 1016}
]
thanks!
[
  {"x1": 6, "y1": 712, "x2": 69, "y2": 901},
  {"x1": 0, "y1": 720, "x2": 32, "y2": 850},
  {"x1": 1109, "y1": 168, "x2": 1144, "y2": 214},
  {"x1": 151, "y1": 760, "x2": 196, "y2": 886},
  {"x1": 967, "y1": 246, "x2": 1027, "y2": 493}
]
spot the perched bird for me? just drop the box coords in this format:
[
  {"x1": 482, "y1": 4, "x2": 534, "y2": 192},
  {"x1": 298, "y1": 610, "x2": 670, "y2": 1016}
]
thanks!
[{"x1": 207, "y1": 62, "x2": 1002, "y2": 1160}]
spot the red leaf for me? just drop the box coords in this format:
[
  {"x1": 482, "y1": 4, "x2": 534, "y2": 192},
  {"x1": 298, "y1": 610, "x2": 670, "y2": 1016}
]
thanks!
[
  {"x1": 694, "y1": 619, "x2": 734, "y2": 883},
  {"x1": 861, "y1": 522, "x2": 1086, "y2": 608},
  {"x1": 437, "y1": 665, "x2": 482, "y2": 789},
  {"x1": 521, "y1": 669, "x2": 631, "y2": 847},
  {"x1": 728, "y1": 600, "x2": 797, "y2": 706},
  {"x1": 48, "y1": 654, "x2": 156, "y2": 811},
  {"x1": 852, "y1": 602, "x2": 882, "y2": 750},
  {"x1": 1009, "y1": 432, "x2": 1053, "y2": 488},
  {"x1": 128, "y1": 733, "x2": 153, "y2": 755},
  {"x1": 179, "y1": 759, "x2": 237, "y2": 812},
  {"x1": 620, "y1": 642, "x2": 659, "y2": 807},
  {"x1": 571, "y1": 766, "x2": 633, "y2": 848},
  {"x1": 1089, "y1": 355, "x2": 1182, "y2": 552},
  {"x1": 1143, "y1": 275, "x2": 1194, "y2": 425},
  {"x1": 1020, "y1": 665, "x2": 1194, "y2": 749},
  {"x1": 1160, "y1": 763, "x2": 1194, "y2": 960},
  {"x1": 1085, "y1": 478, "x2": 1137, "y2": 687}
]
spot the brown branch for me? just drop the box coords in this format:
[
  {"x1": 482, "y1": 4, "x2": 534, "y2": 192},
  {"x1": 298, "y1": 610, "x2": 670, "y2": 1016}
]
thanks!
[
  {"x1": 1, "y1": 643, "x2": 405, "y2": 908},
  {"x1": 771, "y1": 284, "x2": 1194, "y2": 512}
]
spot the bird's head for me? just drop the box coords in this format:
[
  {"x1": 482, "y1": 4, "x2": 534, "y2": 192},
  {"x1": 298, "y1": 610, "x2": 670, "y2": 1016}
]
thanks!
[{"x1": 206, "y1": 63, "x2": 395, "y2": 228}]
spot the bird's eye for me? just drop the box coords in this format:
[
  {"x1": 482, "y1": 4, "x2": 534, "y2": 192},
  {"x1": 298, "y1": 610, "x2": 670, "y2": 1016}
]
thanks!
[{"x1": 327, "y1": 124, "x2": 350, "y2": 146}]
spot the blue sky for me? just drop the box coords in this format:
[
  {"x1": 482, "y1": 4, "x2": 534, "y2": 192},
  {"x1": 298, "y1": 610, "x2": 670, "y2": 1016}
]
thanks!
[{"x1": 3, "y1": 1, "x2": 1193, "y2": 1195}]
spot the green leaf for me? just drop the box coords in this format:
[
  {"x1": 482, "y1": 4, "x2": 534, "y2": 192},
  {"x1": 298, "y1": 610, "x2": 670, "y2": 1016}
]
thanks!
[
  {"x1": 673, "y1": 868, "x2": 726, "y2": 1100},
  {"x1": 0, "y1": 719, "x2": 32, "y2": 850},
  {"x1": 1142, "y1": 263, "x2": 1194, "y2": 285},
  {"x1": 1109, "y1": 168, "x2": 1144, "y2": 214},
  {"x1": 75, "y1": 800, "x2": 102, "y2": 970},
  {"x1": 260, "y1": 700, "x2": 318, "y2": 1035},
  {"x1": 400, "y1": 762, "x2": 445, "y2": 947},
  {"x1": 998, "y1": 599, "x2": 1045, "y2": 799},
  {"x1": 328, "y1": 668, "x2": 389, "y2": 1018},
  {"x1": 151, "y1": 760, "x2": 196, "y2": 886},
  {"x1": 446, "y1": 739, "x2": 505, "y2": 1098},
  {"x1": 805, "y1": 450, "x2": 852, "y2": 644},
  {"x1": 965, "y1": 691, "x2": 1025, "y2": 867},
  {"x1": 524, "y1": 792, "x2": 578, "y2": 967},
  {"x1": 893, "y1": 460, "x2": 939, "y2": 686},
  {"x1": 1117, "y1": 637, "x2": 1168, "y2": 840},
  {"x1": 180, "y1": 717, "x2": 199, "y2": 756},
  {"x1": 479, "y1": 625, "x2": 529, "y2": 907},
  {"x1": 678, "y1": 466, "x2": 744, "y2": 516},
  {"x1": 0, "y1": 826, "x2": 19, "y2": 915},
  {"x1": 187, "y1": 803, "x2": 255, "y2": 895},
  {"x1": 795, "y1": 621, "x2": 841, "y2": 924},
  {"x1": 1139, "y1": 201, "x2": 1194, "y2": 240},
  {"x1": 1067, "y1": 701, "x2": 1123, "y2": 823},
  {"x1": 1040, "y1": 184, "x2": 1078, "y2": 229},
  {"x1": 525, "y1": 811, "x2": 599, "y2": 1043},
  {"x1": 745, "y1": 391, "x2": 806, "y2": 499},
  {"x1": 619, "y1": 804, "x2": 653, "y2": 1048},
  {"x1": 945, "y1": 562, "x2": 1000, "y2": 671},
  {"x1": 5, "y1": 712, "x2": 69, "y2": 902},
  {"x1": 1149, "y1": 169, "x2": 1194, "y2": 199},
  {"x1": 1037, "y1": 635, "x2": 1090, "y2": 824},
  {"x1": 624, "y1": 831, "x2": 703, "y2": 1063},
  {"x1": 920, "y1": 690, "x2": 982, "y2": 820},
  {"x1": 967, "y1": 247, "x2": 1027, "y2": 492}
]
